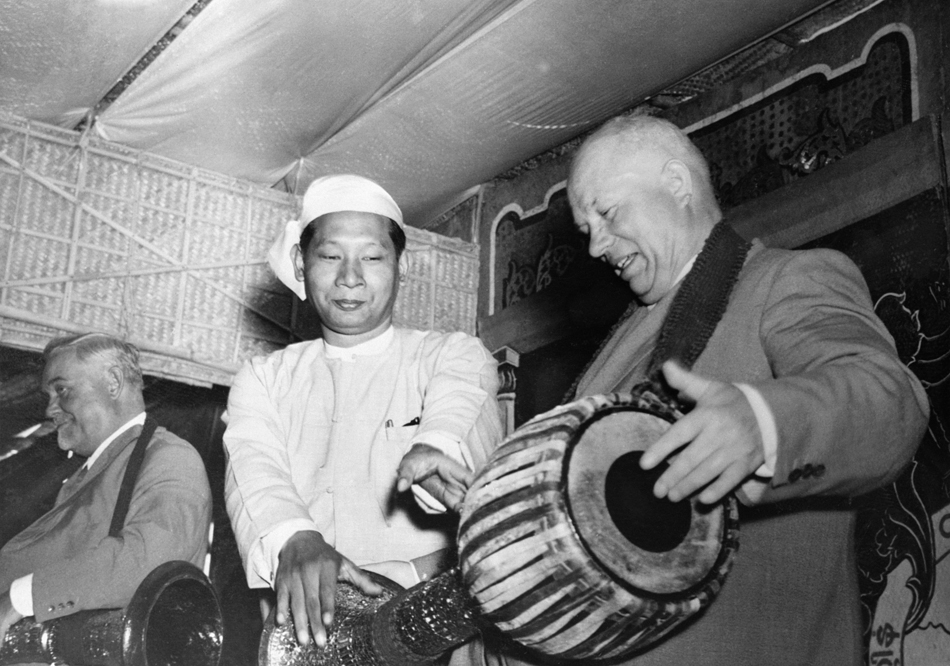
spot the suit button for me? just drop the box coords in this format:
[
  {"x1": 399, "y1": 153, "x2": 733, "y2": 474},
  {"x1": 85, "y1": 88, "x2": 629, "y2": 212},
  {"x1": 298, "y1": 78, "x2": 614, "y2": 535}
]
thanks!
[
  {"x1": 802, "y1": 464, "x2": 814, "y2": 478},
  {"x1": 326, "y1": 487, "x2": 333, "y2": 494},
  {"x1": 66, "y1": 601, "x2": 75, "y2": 608},
  {"x1": 58, "y1": 603, "x2": 65, "y2": 610},
  {"x1": 48, "y1": 606, "x2": 55, "y2": 613},
  {"x1": 789, "y1": 468, "x2": 802, "y2": 483},
  {"x1": 813, "y1": 464, "x2": 826, "y2": 478}
]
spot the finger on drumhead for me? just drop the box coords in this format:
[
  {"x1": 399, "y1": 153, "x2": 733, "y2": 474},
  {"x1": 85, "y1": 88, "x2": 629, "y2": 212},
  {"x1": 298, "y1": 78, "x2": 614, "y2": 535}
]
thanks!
[
  {"x1": 292, "y1": 589, "x2": 314, "y2": 646},
  {"x1": 342, "y1": 559, "x2": 383, "y2": 596},
  {"x1": 698, "y1": 464, "x2": 746, "y2": 504},
  {"x1": 641, "y1": 417, "x2": 696, "y2": 470}
]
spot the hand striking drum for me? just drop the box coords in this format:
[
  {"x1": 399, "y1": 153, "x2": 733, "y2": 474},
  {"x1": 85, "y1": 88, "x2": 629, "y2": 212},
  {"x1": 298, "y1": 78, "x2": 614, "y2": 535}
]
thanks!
[
  {"x1": 259, "y1": 383, "x2": 740, "y2": 665},
  {"x1": 260, "y1": 221, "x2": 753, "y2": 665}
]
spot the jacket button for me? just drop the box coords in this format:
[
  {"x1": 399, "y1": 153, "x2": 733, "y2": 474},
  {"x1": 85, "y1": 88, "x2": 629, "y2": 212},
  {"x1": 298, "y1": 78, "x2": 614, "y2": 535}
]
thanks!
[
  {"x1": 789, "y1": 468, "x2": 802, "y2": 483},
  {"x1": 802, "y1": 463, "x2": 814, "y2": 478},
  {"x1": 813, "y1": 464, "x2": 826, "y2": 478},
  {"x1": 48, "y1": 606, "x2": 55, "y2": 613},
  {"x1": 66, "y1": 601, "x2": 75, "y2": 608}
]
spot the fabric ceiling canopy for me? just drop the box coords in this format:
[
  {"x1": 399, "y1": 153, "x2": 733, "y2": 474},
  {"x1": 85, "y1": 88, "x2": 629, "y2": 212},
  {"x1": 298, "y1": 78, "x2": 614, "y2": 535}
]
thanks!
[{"x1": 1, "y1": 0, "x2": 833, "y2": 226}]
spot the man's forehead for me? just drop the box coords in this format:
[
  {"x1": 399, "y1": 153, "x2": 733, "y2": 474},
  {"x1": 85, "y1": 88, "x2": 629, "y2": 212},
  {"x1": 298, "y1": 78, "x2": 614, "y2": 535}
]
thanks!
[
  {"x1": 572, "y1": 143, "x2": 666, "y2": 198},
  {"x1": 310, "y1": 211, "x2": 391, "y2": 243},
  {"x1": 313, "y1": 209, "x2": 390, "y2": 227},
  {"x1": 43, "y1": 349, "x2": 96, "y2": 383}
]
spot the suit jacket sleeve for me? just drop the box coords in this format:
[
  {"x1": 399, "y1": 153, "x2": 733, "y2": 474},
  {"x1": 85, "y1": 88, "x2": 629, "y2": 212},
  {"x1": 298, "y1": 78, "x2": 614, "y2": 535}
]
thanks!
[
  {"x1": 741, "y1": 249, "x2": 929, "y2": 503},
  {"x1": 31, "y1": 431, "x2": 212, "y2": 622}
]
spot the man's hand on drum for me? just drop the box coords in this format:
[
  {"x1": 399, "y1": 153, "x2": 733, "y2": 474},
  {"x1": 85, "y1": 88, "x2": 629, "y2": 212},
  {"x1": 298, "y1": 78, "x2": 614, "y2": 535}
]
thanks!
[
  {"x1": 396, "y1": 443, "x2": 474, "y2": 511},
  {"x1": 640, "y1": 360, "x2": 765, "y2": 505},
  {"x1": 275, "y1": 530, "x2": 382, "y2": 648}
]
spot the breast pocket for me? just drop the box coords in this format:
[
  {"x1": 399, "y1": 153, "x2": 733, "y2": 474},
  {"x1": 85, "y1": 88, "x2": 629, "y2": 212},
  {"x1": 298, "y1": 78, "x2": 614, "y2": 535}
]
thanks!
[
  {"x1": 372, "y1": 422, "x2": 420, "y2": 513},
  {"x1": 385, "y1": 422, "x2": 419, "y2": 445}
]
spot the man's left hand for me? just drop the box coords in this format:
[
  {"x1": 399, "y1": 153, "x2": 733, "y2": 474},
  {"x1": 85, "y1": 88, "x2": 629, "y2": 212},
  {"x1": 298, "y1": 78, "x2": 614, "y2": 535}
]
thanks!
[
  {"x1": 0, "y1": 589, "x2": 25, "y2": 645},
  {"x1": 640, "y1": 361, "x2": 764, "y2": 504},
  {"x1": 396, "y1": 443, "x2": 473, "y2": 511}
]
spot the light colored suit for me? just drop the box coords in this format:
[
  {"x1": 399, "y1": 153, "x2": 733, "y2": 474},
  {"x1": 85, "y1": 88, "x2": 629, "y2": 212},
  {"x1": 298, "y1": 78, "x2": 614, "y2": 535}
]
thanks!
[
  {"x1": 0, "y1": 424, "x2": 212, "y2": 622},
  {"x1": 516, "y1": 242, "x2": 929, "y2": 666}
]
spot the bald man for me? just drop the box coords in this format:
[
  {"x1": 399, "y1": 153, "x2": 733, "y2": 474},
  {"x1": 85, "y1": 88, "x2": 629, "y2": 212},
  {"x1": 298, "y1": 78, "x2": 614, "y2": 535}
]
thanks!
[{"x1": 505, "y1": 116, "x2": 928, "y2": 666}]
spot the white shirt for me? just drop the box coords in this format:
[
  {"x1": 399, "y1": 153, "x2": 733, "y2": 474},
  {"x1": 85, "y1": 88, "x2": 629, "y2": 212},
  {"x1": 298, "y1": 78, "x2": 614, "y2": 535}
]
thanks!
[
  {"x1": 223, "y1": 327, "x2": 502, "y2": 589},
  {"x1": 257, "y1": 328, "x2": 463, "y2": 580},
  {"x1": 10, "y1": 412, "x2": 147, "y2": 617}
]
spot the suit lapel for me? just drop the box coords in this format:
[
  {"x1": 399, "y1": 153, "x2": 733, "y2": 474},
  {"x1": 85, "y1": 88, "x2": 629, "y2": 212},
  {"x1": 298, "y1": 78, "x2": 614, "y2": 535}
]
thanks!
[
  {"x1": 1, "y1": 426, "x2": 145, "y2": 560},
  {"x1": 54, "y1": 425, "x2": 141, "y2": 506}
]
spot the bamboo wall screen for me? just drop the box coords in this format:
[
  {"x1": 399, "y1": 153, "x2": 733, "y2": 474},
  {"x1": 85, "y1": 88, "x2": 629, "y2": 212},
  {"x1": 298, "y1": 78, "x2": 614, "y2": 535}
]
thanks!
[{"x1": 0, "y1": 113, "x2": 479, "y2": 386}]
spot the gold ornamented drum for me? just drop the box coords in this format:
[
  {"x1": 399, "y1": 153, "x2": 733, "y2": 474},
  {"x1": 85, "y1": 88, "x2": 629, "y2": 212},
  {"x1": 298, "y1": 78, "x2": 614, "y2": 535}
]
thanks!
[
  {"x1": 458, "y1": 386, "x2": 739, "y2": 661},
  {"x1": 0, "y1": 561, "x2": 223, "y2": 666}
]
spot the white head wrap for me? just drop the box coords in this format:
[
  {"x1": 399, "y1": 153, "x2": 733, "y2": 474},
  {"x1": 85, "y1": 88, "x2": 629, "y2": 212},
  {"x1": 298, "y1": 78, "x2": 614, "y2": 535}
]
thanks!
[{"x1": 267, "y1": 174, "x2": 404, "y2": 300}]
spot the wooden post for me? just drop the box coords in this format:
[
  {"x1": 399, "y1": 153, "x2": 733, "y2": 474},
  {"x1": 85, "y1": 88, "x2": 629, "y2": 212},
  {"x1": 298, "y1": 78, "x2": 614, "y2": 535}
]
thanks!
[{"x1": 493, "y1": 346, "x2": 520, "y2": 438}]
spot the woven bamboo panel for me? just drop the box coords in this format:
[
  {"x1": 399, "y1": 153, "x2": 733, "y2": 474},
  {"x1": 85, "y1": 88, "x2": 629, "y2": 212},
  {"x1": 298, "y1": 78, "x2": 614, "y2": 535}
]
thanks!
[{"x1": 0, "y1": 112, "x2": 479, "y2": 386}]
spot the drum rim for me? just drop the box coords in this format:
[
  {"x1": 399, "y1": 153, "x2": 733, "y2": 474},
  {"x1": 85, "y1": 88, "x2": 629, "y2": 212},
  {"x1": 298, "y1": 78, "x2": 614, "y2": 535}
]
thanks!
[{"x1": 561, "y1": 394, "x2": 740, "y2": 604}]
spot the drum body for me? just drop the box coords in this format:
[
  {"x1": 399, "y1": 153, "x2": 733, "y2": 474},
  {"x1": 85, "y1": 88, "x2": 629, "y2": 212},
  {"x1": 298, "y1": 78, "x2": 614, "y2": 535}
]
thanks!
[
  {"x1": 458, "y1": 387, "x2": 739, "y2": 661},
  {"x1": 0, "y1": 560, "x2": 223, "y2": 666}
]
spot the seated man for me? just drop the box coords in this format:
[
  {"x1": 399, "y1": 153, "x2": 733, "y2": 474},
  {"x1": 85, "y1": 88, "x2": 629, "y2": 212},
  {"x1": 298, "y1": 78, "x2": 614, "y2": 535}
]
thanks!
[
  {"x1": 0, "y1": 333, "x2": 212, "y2": 643},
  {"x1": 223, "y1": 175, "x2": 503, "y2": 654}
]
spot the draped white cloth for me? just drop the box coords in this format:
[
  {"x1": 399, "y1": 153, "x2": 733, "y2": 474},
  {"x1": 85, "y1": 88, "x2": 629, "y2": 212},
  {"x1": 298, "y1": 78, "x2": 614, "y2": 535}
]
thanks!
[{"x1": 0, "y1": 0, "x2": 829, "y2": 225}]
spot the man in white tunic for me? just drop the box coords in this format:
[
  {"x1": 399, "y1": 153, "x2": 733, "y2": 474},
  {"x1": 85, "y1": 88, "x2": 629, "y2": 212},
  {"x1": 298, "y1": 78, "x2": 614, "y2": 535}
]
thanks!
[{"x1": 224, "y1": 175, "x2": 503, "y2": 653}]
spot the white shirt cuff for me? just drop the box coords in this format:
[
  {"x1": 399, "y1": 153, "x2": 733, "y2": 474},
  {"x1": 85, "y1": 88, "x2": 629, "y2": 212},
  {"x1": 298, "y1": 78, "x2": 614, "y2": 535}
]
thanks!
[
  {"x1": 410, "y1": 432, "x2": 464, "y2": 462},
  {"x1": 408, "y1": 435, "x2": 467, "y2": 514},
  {"x1": 734, "y1": 383, "x2": 778, "y2": 477},
  {"x1": 411, "y1": 485, "x2": 448, "y2": 514},
  {"x1": 260, "y1": 521, "x2": 320, "y2": 586},
  {"x1": 10, "y1": 574, "x2": 33, "y2": 617}
]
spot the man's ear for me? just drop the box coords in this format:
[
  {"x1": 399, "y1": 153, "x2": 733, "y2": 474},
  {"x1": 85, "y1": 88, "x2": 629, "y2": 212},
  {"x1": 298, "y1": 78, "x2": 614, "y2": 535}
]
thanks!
[
  {"x1": 662, "y1": 159, "x2": 694, "y2": 207},
  {"x1": 105, "y1": 365, "x2": 124, "y2": 399},
  {"x1": 397, "y1": 251, "x2": 410, "y2": 284},
  {"x1": 292, "y1": 244, "x2": 306, "y2": 282}
]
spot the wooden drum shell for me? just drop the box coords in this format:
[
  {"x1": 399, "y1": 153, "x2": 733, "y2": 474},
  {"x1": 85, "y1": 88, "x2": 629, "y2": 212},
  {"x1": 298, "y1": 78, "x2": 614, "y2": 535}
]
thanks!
[{"x1": 458, "y1": 389, "x2": 739, "y2": 661}]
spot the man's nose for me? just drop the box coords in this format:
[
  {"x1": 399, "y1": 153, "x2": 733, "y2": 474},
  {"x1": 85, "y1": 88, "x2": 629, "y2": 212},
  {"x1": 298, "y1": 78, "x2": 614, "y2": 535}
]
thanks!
[
  {"x1": 588, "y1": 227, "x2": 611, "y2": 259},
  {"x1": 336, "y1": 258, "x2": 364, "y2": 287},
  {"x1": 45, "y1": 397, "x2": 61, "y2": 419}
]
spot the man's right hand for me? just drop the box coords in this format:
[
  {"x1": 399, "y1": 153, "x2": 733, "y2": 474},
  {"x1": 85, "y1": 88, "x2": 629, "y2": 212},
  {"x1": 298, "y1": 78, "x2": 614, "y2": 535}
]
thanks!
[
  {"x1": 274, "y1": 531, "x2": 382, "y2": 647},
  {"x1": 396, "y1": 443, "x2": 474, "y2": 511}
]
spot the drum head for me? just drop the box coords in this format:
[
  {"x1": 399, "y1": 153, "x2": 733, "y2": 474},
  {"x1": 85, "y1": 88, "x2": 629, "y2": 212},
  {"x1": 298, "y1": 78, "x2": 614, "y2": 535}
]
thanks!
[
  {"x1": 566, "y1": 407, "x2": 726, "y2": 597},
  {"x1": 459, "y1": 387, "x2": 738, "y2": 661}
]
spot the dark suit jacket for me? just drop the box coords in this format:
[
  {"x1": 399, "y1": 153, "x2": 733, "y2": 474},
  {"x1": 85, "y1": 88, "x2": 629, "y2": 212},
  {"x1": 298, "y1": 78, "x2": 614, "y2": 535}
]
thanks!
[
  {"x1": 0, "y1": 423, "x2": 212, "y2": 622},
  {"x1": 554, "y1": 243, "x2": 928, "y2": 665}
]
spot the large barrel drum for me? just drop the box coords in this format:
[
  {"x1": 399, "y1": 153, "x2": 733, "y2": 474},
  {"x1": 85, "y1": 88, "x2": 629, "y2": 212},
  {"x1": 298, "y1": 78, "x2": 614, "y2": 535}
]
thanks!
[{"x1": 458, "y1": 386, "x2": 739, "y2": 661}]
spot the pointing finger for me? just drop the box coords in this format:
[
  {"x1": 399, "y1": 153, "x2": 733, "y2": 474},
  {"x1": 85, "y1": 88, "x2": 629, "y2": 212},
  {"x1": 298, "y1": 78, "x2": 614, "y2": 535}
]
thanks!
[{"x1": 640, "y1": 412, "x2": 700, "y2": 471}]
